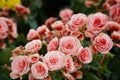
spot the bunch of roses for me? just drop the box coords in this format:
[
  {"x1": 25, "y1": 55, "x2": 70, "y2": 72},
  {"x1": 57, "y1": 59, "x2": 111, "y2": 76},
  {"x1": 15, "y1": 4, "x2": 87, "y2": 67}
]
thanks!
[
  {"x1": 0, "y1": 17, "x2": 18, "y2": 49},
  {"x1": 10, "y1": 8, "x2": 120, "y2": 80}
]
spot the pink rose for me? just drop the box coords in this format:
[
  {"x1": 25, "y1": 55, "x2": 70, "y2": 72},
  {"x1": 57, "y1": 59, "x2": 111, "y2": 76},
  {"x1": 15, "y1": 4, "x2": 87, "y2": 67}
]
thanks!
[
  {"x1": 78, "y1": 47, "x2": 92, "y2": 64},
  {"x1": 43, "y1": 51, "x2": 65, "y2": 71},
  {"x1": 63, "y1": 71, "x2": 75, "y2": 80},
  {"x1": 27, "y1": 29, "x2": 39, "y2": 41},
  {"x1": 87, "y1": 12, "x2": 107, "y2": 34},
  {"x1": 84, "y1": 1, "x2": 94, "y2": 8},
  {"x1": 85, "y1": 30, "x2": 95, "y2": 38},
  {"x1": 59, "y1": 9, "x2": 73, "y2": 22},
  {"x1": 51, "y1": 21, "x2": 64, "y2": 31},
  {"x1": 31, "y1": 61, "x2": 48, "y2": 79},
  {"x1": 37, "y1": 25, "x2": 50, "y2": 35},
  {"x1": 73, "y1": 70, "x2": 83, "y2": 79},
  {"x1": 65, "y1": 55, "x2": 76, "y2": 73},
  {"x1": 0, "y1": 20, "x2": 8, "y2": 39},
  {"x1": 110, "y1": 3, "x2": 120, "y2": 24},
  {"x1": 70, "y1": 31, "x2": 84, "y2": 40},
  {"x1": 0, "y1": 17, "x2": 18, "y2": 38},
  {"x1": 11, "y1": 56, "x2": 30, "y2": 75},
  {"x1": 68, "y1": 13, "x2": 86, "y2": 31},
  {"x1": 28, "y1": 73, "x2": 35, "y2": 80},
  {"x1": 0, "y1": 42, "x2": 6, "y2": 49},
  {"x1": 47, "y1": 37, "x2": 59, "y2": 51},
  {"x1": 59, "y1": 36, "x2": 83, "y2": 55},
  {"x1": 111, "y1": 31, "x2": 120, "y2": 41},
  {"x1": 93, "y1": 33, "x2": 113, "y2": 54},
  {"x1": 10, "y1": 72, "x2": 19, "y2": 79},
  {"x1": 25, "y1": 40, "x2": 42, "y2": 53},
  {"x1": 28, "y1": 54, "x2": 40, "y2": 63},
  {"x1": 106, "y1": 21, "x2": 120, "y2": 31},
  {"x1": 45, "y1": 17, "x2": 56, "y2": 28}
]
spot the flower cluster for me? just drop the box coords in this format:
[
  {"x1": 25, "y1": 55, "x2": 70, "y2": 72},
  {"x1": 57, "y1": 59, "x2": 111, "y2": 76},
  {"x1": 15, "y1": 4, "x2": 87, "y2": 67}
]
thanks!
[
  {"x1": 0, "y1": 17, "x2": 18, "y2": 49},
  {"x1": 10, "y1": 7, "x2": 120, "y2": 80}
]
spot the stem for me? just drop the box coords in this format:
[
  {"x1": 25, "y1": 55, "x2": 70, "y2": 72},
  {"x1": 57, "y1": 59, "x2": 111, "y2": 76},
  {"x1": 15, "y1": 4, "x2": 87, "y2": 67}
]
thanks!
[
  {"x1": 99, "y1": 54, "x2": 108, "y2": 66},
  {"x1": 20, "y1": 76, "x2": 22, "y2": 80}
]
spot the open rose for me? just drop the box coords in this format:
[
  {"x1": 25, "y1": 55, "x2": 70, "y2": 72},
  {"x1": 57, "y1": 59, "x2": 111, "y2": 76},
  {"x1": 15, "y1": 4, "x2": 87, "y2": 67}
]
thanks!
[
  {"x1": 59, "y1": 9, "x2": 73, "y2": 22},
  {"x1": 31, "y1": 61, "x2": 48, "y2": 79},
  {"x1": 59, "y1": 36, "x2": 83, "y2": 55},
  {"x1": 87, "y1": 12, "x2": 107, "y2": 34},
  {"x1": 93, "y1": 33, "x2": 113, "y2": 54},
  {"x1": 78, "y1": 47, "x2": 92, "y2": 64},
  {"x1": 43, "y1": 51, "x2": 65, "y2": 71},
  {"x1": 11, "y1": 56, "x2": 29, "y2": 75},
  {"x1": 51, "y1": 21, "x2": 64, "y2": 31},
  {"x1": 28, "y1": 53, "x2": 40, "y2": 63},
  {"x1": 27, "y1": 29, "x2": 39, "y2": 41},
  {"x1": 25, "y1": 40, "x2": 42, "y2": 53},
  {"x1": 65, "y1": 55, "x2": 76, "y2": 73},
  {"x1": 68, "y1": 13, "x2": 86, "y2": 31},
  {"x1": 47, "y1": 37, "x2": 59, "y2": 51}
]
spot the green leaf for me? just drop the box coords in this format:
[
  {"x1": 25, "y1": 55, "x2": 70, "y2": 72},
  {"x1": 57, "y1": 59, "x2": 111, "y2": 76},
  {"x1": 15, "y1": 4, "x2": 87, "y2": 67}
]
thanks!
[{"x1": 82, "y1": 73, "x2": 99, "y2": 80}]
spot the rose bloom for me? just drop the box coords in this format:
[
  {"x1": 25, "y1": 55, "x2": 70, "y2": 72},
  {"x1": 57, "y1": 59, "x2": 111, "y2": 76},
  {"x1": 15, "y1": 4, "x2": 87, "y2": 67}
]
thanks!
[
  {"x1": 69, "y1": 13, "x2": 86, "y2": 30},
  {"x1": 11, "y1": 56, "x2": 30, "y2": 75},
  {"x1": 106, "y1": 21, "x2": 120, "y2": 31},
  {"x1": 0, "y1": 20, "x2": 8, "y2": 39},
  {"x1": 28, "y1": 53, "x2": 40, "y2": 63},
  {"x1": 110, "y1": 3, "x2": 120, "y2": 24},
  {"x1": 78, "y1": 47, "x2": 92, "y2": 64},
  {"x1": 0, "y1": 17, "x2": 18, "y2": 38},
  {"x1": 51, "y1": 20, "x2": 64, "y2": 31},
  {"x1": 65, "y1": 55, "x2": 76, "y2": 73},
  {"x1": 27, "y1": 29, "x2": 39, "y2": 41},
  {"x1": 10, "y1": 72, "x2": 19, "y2": 79},
  {"x1": 28, "y1": 73, "x2": 35, "y2": 80},
  {"x1": 37, "y1": 25, "x2": 50, "y2": 35},
  {"x1": 43, "y1": 51, "x2": 65, "y2": 71},
  {"x1": 59, "y1": 9, "x2": 73, "y2": 22},
  {"x1": 59, "y1": 36, "x2": 83, "y2": 55},
  {"x1": 87, "y1": 12, "x2": 107, "y2": 34},
  {"x1": 45, "y1": 17, "x2": 56, "y2": 28},
  {"x1": 25, "y1": 40, "x2": 42, "y2": 53},
  {"x1": 31, "y1": 61, "x2": 48, "y2": 79},
  {"x1": 47, "y1": 37, "x2": 59, "y2": 51},
  {"x1": 93, "y1": 33, "x2": 113, "y2": 54},
  {"x1": 111, "y1": 31, "x2": 120, "y2": 41}
]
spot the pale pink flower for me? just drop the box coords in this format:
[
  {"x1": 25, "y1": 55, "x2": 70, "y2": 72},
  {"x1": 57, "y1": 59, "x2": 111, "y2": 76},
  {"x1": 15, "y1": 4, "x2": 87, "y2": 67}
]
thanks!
[
  {"x1": 51, "y1": 20, "x2": 64, "y2": 31},
  {"x1": 27, "y1": 29, "x2": 39, "y2": 41},
  {"x1": 63, "y1": 71, "x2": 75, "y2": 80},
  {"x1": 59, "y1": 9, "x2": 73, "y2": 22},
  {"x1": 10, "y1": 72, "x2": 19, "y2": 79},
  {"x1": 111, "y1": 31, "x2": 120, "y2": 41},
  {"x1": 0, "y1": 20, "x2": 8, "y2": 32},
  {"x1": 65, "y1": 55, "x2": 76, "y2": 73},
  {"x1": 87, "y1": 12, "x2": 107, "y2": 34},
  {"x1": 43, "y1": 51, "x2": 65, "y2": 71},
  {"x1": 25, "y1": 40, "x2": 42, "y2": 53},
  {"x1": 45, "y1": 17, "x2": 56, "y2": 28},
  {"x1": 0, "y1": 17, "x2": 18, "y2": 38},
  {"x1": 78, "y1": 47, "x2": 92, "y2": 64},
  {"x1": 68, "y1": 13, "x2": 86, "y2": 31},
  {"x1": 0, "y1": 32, "x2": 8, "y2": 39},
  {"x1": 70, "y1": 31, "x2": 84, "y2": 40},
  {"x1": 31, "y1": 61, "x2": 48, "y2": 79},
  {"x1": 47, "y1": 37, "x2": 58, "y2": 51},
  {"x1": 106, "y1": 21, "x2": 120, "y2": 31},
  {"x1": 59, "y1": 36, "x2": 83, "y2": 55},
  {"x1": 85, "y1": 30, "x2": 95, "y2": 38},
  {"x1": 85, "y1": 1, "x2": 94, "y2": 8},
  {"x1": 28, "y1": 73, "x2": 35, "y2": 80},
  {"x1": 110, "y1": 3, "x2": 120, "y2": 23},
  {"x1": 11, "y1": 56, "x2": 30, "y2": 75},
  {"x1": 93, "y1": 33, "x2": 113, "y2": 54},
  {"x1": 37, "y1": 25, "x2": 49, "y2": 35},
  {"x1": 28, "y1": 54, "x2": 40, "y2": 63}
]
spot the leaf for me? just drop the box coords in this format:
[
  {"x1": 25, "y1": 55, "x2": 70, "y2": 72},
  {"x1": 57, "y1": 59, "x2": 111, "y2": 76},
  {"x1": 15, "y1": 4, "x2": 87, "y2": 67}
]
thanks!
[{"x1": 82, "y1": 73, "x2": 99, "y2": 80}]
